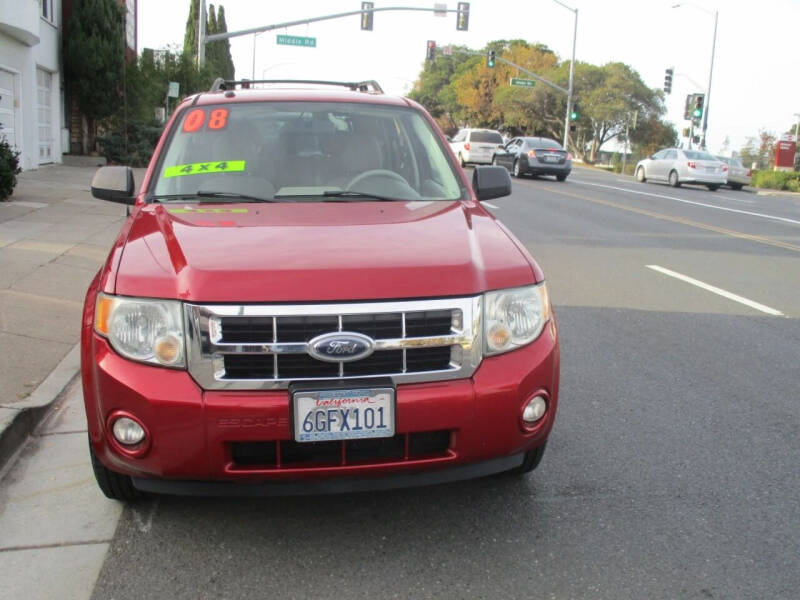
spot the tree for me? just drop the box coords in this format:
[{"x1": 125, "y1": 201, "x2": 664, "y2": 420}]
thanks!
[
  {"x1": 409, "y1": 46, "x2": 475, "y2": 134},
  {"x1": 215, "y1": 6, "x2": 236, "y2": 80},
  {"x1": 63, "y1": 0, "x2": 125, "y2": 154},
  {"x1": 184, "y1": 0, "x2": 200, "y2": 62}
]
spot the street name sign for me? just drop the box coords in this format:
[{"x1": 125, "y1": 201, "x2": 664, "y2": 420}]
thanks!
[
  {"x1": 510, "y1": 78, "x2": 536, "y2": 88},
  {"x1": 277, "y1": 34, "x2": 317, "y2": 48}
]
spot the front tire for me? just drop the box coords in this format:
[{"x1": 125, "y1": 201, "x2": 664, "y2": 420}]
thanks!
[
  {"x1": 636, "y1": 166, "x2": 646, "y2": 182},
  {"x1": 89, "y1": 436, "x2": 143, "y2": 501},
  {"x1": 510, "y1": 443, "x2": 547, "y2": 475},
  {"x1": 668, "y1": 170, "x2": 681, "y2": 187},
  {"x1": 513, "y1": 159, "x2": 522, "y2": 178}
]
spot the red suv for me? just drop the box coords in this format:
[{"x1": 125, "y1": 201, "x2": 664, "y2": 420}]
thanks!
[{"x1": 83, "y1": 79, "x2": 560, "y2": 499}]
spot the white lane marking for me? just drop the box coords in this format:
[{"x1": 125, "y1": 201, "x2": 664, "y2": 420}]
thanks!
[
  {"x1": 573, "y1": 180, "x2": 800, "y2": 227},
  {"x1": 646, "y1": 265, "x2": 784, "y2": 316},
  {"x1": 715, "y1": 194, "x2": 755, "y2": 205},
  {"x1": 482, "y1": 201, "x2": 500, "y2": 209}
]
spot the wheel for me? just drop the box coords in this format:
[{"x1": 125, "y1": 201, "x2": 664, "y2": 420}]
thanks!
[
  {"x1": 731, "y1": 183, "x2": 743, "y2": 190},
  {"x1": 513, "y1": 159, "x2": 522, "y2": 178},
  {"x1": 347, "y1": 169, "x2": 409, "y2": 190},
  {"x1": 458, "y1": 153, "x2": 465, "y2": 168},
  {"x1": 556, "y1": 174, "x2": 567, "y2": 182},
  {"x1": 636, "y1": 166, "x2": 646, "y2": 182},
  {"x1": 706, "y1": 184, "x2": 719, "y2": 191},
  {"x1": 510, "y1": 443, "x2": 547, "y2": 475},
  {"x1": 668, "y1": 170, "x2": 680, "y2": 187},
  {"x1": 89, "y1": 436, "x2": 143, "y2": 501}
]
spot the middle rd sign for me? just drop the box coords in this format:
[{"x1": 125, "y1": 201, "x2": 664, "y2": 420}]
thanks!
[{"x1": 510, "y1": 77, "x2": 536, "y2": 88}]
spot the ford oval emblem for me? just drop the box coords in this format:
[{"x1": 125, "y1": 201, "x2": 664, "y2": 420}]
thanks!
[{"x1": 308, "y1": 332, "x2": 375, "y2": 363}]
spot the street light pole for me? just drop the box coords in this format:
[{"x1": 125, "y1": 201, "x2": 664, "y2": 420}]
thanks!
[
  {"x1": 700, "y1": 10, "x2": 718, "y2": 150},
  {"x1": 672, "y1": 3, "x2": 717, "y2": 151},
  {"x1": 553, "y1": 0, "x2": 578, "y2": 152}
]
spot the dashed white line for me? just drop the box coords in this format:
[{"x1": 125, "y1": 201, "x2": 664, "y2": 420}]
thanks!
[
  {"x1": 646, "y1": 265, "x2": 784, "y2": 316},
  {"x1": 482, "y1": 201, "x2": 500, "y2": 209},
  {"x1": 572, "y1": 180, "x2": 800, "y2": 227}
]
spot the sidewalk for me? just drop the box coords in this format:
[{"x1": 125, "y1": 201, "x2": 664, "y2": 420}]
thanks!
[{"x1": 0, "y1": 164, "x2": 144, "y2": 469}]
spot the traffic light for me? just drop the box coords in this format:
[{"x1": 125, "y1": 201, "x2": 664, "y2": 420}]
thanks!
[
  {"x1": 570, "y1": 102, "x2": 579, "y2": 120},
  {"x1": 684, "y1": 94, "x2": 694, "y2": 120},
  {"x1": 693, "y1": 94, "x2": 705, "y2": 119},
  {"x1": 487, "y1": 49, "x2": 496, "y2": 68},
  {"x1": 456, "y1": 2, "x2": 470, "y2": 31},
  {"x1": 426, "y1": 40, "x2": 436, "y2": 61},
  {"x1": 663, "y1": 68, "x2": 674, "y2": 94},
  {"x1": 360, "y1": 2, "x2": 374, "y2": 31}
]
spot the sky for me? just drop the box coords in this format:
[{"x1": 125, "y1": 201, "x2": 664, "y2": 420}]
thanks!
[{"x1": 137, "y1": 0, "x2": 800, "y2": 154}]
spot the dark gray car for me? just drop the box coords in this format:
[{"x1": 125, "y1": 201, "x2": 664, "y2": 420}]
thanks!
[{"x1": 492, "y1": 137, "x2": 572, "y2": 181}]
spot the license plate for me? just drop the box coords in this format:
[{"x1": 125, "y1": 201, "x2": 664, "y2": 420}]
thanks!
[
  {"x1": 543, "y1": 155, "x2": 559, "y2": 162},
  {"x1": 293, "y1": 388, "x2": 395, "y2": 442}
]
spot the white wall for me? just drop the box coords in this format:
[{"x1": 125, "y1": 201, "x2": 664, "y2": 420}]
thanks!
[{"x1": 0, "y1": 1, "x2": 63, "y2": 171}]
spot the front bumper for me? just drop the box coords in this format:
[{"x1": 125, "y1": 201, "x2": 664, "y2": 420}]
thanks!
[{"x1": 83, "y1": 320, "x2": 559, "y2": 487}]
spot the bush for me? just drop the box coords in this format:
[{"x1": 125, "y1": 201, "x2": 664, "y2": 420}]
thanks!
[
  {"x1": 97, "y1": 119, "x2": 164, "y2": 167},
  {"x1": 0, "y1": 139, "x2": 22, "y2": 201},
  {"x1": 751, "y1": 170, "x2": 800, "y2": 193}
]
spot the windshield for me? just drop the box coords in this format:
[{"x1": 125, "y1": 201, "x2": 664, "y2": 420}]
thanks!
[
  {"x1": 684, "y1": 150, "x2": 717, "y2": 160},
  {"x1": 152, "y1": 101, "x2": 465, "y2": 202},
  {"x1": 471, "y1": 131, "x2": 503, "y2": 144},
  {"x1": 525, "y1": 138, "x2": 564, "y2": 149}
]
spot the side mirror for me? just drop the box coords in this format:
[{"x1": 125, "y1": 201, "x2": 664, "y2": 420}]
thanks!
[
  {"x1": 91, "y1": 166, "x2": 135, "y2": 205},
  {"x1": 472, "y1": 166, "x2": 512, "y2": 201}
]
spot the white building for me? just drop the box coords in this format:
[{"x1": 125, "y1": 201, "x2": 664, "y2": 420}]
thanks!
[{"x1": 0, "y1": 0, "x2": 64, "y2": 170}]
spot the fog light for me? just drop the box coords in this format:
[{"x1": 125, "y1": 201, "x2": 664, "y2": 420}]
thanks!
[
  {"x1": 112, "y1": 417, "x2": 146, "y2": 445},
  {"x1": 522, "y1": 396, "x2": 547, "y2": 423}
]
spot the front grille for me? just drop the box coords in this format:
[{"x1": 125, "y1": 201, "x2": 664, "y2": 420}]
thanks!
[
  {"x1": 223, "y1": 347, "x2": 451, "y2": 380},
  {"x1": 186, "y1": 296, "x2": 482, "y2": 390},
  {"x1": 230, "y1": 430, "x2": 452, "y2": 468}
]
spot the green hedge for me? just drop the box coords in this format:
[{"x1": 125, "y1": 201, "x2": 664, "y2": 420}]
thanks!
[
  {"x1": 751, "y1": 170, "x2": 800, "y2": 193},
  {"x1": 0, "y1": 139, "x2": 22, "y2": 201}
]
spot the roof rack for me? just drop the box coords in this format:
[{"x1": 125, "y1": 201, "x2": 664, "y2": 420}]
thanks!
[{"x1": 209, "y1": 78, "x2": 384, "y2": 94}]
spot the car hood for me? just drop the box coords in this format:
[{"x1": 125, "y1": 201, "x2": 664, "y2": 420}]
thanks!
[{"x1": 113, "y1": 201, "x2": 537, "y2": 302}]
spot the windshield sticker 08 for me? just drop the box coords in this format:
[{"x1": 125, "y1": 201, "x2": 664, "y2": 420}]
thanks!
[{"x1": 163, "y1": 160, "x2": 246, "y2": 178}]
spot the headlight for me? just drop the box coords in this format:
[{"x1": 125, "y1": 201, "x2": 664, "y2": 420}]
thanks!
[
  {"x1": 484, "y1": 283, "x2": 551, "y2": 356},
  {"x1": 94, "y1": 294, "x2": 185, "y2": 368}
]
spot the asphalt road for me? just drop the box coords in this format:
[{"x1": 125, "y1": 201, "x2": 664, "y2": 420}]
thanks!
[{"x1": 82, "y1": 167, "x2": 800, "y2": 598}]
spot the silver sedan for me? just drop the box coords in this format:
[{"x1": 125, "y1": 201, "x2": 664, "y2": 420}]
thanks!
[
  {"x1": 635, "y1": 148, "x2": 727, "y2": 191},
  {"x1": 715, "y1": 156, "x2": 752, "y2": 190}
]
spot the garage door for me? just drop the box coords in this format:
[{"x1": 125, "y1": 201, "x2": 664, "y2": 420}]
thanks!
[
  {"x1": 37, "y1": 68, "x2": 53, "y2": 164},
  {"x1": 0, "y1": 69, "x2": 16, "y2": 150}
]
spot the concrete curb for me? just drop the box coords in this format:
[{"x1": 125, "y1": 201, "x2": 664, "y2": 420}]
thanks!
[{"x1": 0, "y1": 343, "x2": 81, "y2": 472}]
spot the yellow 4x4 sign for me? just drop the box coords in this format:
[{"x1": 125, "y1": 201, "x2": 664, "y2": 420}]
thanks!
[{"x1": 163, "y1": 160, "x2": 246, "y2": 178}]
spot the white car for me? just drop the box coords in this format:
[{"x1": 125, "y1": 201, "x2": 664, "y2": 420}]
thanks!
[
  {"x1": 449, "y1": 128, "x2": 505, "y2": 166},
  {"x1": 635, "y1": 148, "x2": 727, "y2": 191},
  {"x1": 715, "y1": 156, "x2": 752, "y2": 190}
]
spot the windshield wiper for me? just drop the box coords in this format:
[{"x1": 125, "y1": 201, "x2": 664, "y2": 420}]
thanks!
[
  {"x1": 150, "y1": 191, "x2": 277, "y2": 203},
  {"x1": 318, "y1": 190, "x2": 405, "y2": 202}
]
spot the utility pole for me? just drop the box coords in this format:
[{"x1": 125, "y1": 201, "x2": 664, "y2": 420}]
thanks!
[
  {"x1": 553, "y1": 1, "x2": 578, "y2": 152},
  {"x1": 198, "y1": 0, "x2": 206, "y2": 68}
]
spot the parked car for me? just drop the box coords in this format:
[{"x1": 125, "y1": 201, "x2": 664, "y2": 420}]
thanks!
[
  {"x1": 715, "y1": 156, "x2": 752, "y2": 190},
  {"x1": 449, "y1": 128, "x2": 505, "y2": 166},
  {"x1": 492, "y1": 137, "x2": 572, "y2": 181},
  {"x1": 635, "y1": 148, "x2": 727, "y2": 191},
  {"x1": 83, "y1": 79, "x2": 560, "y2": 499}
]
